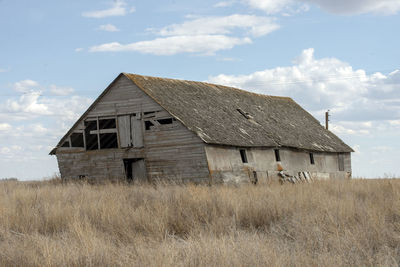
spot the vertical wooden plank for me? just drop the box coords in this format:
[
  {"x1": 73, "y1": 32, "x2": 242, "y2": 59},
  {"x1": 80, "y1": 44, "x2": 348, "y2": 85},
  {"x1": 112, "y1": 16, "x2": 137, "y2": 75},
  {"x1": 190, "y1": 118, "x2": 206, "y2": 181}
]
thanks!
[
  {"x1": 83, "y1": 129, "x2": 87, "y2": 149},
  {"x1": 132, "y1": 159, "x2": 147, "y2": 181},
  {"x1": 338, "y1": 153, "x2": 344, "y2": 171},
  {"x1": 96, "y1": 117, "x2": 100, "y2": 149},
  {"x1": 118, "y1": 115, "x2": 131, "y2": 147},
  {"x1": 132, "y1": 116, "x2": 144, "y2": 148}
]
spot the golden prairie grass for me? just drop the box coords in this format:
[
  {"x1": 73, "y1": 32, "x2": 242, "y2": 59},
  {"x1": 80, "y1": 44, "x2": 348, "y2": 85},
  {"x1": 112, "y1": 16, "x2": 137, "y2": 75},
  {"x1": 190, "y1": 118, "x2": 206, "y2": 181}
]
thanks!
[{"x1": 0, "y1": 179, "x2": 399, "y2": 266}]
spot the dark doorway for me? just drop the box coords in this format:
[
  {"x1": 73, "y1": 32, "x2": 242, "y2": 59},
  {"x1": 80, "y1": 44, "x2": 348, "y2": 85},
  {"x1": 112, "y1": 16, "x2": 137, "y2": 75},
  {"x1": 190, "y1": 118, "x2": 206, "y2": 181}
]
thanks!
[{"x1": 123, "y1": 158, "x2": 147, "y2": 181}]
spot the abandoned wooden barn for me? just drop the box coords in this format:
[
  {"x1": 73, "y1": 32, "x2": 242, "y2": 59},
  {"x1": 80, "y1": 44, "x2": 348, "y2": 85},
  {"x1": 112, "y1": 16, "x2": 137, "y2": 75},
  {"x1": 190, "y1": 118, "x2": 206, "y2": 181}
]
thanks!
[{"x1": 50, "y1": 73, "x2": 353, "y2": 183}]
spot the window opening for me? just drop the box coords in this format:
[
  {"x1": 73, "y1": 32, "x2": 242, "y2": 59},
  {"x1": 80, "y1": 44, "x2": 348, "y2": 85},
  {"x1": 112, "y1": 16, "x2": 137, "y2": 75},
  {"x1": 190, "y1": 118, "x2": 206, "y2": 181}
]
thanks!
[
  {"x1": 71, "y1": 133, "x2": 84, "y2": 147},
  {"x1": 99, "y1": 118, "x2": 117, "y2": 149},
  {"x1": 100, "y1": 133, "x2": 118, "y2": 149},
  {"x1": 85, "y1": 118, "x2": 118, "y2": 150},
  {"x1": 99, "y1": 118, "x2": 116, "y2": 129},
  {"x1": 85, "y1": 120, "x2": 98, "y2": 150},
  {"x1": 309, "y1": 153, "x2": 315, "y2": 165},
  {"x1": 274, "y1": 149, "x2": 281, "y2": 162},
  {"x1": 240, "y1": 149, "x2": 248, "y2": 163},
  {"x1": 61, "y1": 140, "x2": 70, "y2": 147},
  {"x1": 157, "y1": 118, "x2": 173, "y2": 125},
  {"x1": 145, "y1": 121, "x2": 154, "y2": 130}
]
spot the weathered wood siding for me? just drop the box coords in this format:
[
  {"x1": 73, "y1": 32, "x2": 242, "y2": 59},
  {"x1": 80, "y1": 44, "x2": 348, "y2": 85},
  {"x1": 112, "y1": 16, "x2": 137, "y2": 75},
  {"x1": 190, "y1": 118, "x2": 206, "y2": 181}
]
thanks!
[
  {"x1": 56, "y1": 75, "x2": 210, "y2": 182},
  {"x1": 205, "y1": 145, "x2": 352, "y2": 183}
]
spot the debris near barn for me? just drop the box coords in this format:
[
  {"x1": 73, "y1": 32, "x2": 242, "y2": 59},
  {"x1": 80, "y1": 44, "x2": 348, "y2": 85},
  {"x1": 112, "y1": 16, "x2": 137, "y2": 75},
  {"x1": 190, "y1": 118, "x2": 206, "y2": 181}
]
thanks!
[
  {"x1": 278, "y1": 171, "x2": 313, "y2": 184},
  {"x1": 50, "y1": 73, "x2": 353, "y2": 184}
]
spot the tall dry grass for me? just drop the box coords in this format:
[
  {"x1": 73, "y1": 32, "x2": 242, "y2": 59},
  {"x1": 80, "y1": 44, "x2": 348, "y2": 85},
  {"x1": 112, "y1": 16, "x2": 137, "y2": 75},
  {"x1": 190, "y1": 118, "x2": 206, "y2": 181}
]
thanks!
[{"x1": 0, "y1": 179, "x2": 399, "y2": 266}]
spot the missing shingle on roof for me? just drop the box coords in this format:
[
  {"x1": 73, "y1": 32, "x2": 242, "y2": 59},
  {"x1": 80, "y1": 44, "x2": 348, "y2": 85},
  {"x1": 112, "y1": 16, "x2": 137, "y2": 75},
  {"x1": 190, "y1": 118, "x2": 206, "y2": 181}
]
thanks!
[{"x1": 237, "y1": 108, "x2": 252, "y2": 119}]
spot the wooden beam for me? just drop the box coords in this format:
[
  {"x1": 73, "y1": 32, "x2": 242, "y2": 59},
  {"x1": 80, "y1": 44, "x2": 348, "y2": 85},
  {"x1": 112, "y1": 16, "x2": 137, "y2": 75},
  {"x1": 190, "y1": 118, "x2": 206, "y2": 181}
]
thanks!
[{"x1": 90, "y1": 129, "x2": 118, "y2": 134}]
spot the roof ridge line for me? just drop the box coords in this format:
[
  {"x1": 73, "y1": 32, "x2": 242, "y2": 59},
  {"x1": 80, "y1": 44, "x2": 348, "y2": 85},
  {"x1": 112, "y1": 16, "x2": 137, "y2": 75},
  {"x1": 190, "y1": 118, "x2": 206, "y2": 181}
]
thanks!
[{"x1": 123, "y1": 72, "x2": 294, "y2": 102}]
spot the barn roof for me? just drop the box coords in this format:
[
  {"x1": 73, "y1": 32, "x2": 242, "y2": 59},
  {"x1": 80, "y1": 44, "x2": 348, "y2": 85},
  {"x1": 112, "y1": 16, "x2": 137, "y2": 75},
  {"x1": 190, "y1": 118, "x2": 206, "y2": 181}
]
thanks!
[
  {"x1": 52, "y1": 73, "x2": 353, "y2": 154},
  {"x1": 124, "y1": 73, "x2": 353, "y2": 153}
]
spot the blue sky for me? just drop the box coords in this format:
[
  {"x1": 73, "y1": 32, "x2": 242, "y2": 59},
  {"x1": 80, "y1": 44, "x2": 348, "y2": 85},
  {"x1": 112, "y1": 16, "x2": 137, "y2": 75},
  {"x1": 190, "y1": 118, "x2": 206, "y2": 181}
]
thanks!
[{"x1": 0, "y1": 0, "x2": 399, "y2": 179}]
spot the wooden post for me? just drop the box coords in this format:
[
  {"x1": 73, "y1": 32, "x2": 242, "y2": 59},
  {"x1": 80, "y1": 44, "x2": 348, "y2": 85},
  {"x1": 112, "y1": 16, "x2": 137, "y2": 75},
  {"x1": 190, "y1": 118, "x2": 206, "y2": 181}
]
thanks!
[
  {"x1": 96, "y1": 116, "x2": 100, "y2": 149},
  {"x1": 325, "y1": 110, "x2": 329, "y2": 130}
]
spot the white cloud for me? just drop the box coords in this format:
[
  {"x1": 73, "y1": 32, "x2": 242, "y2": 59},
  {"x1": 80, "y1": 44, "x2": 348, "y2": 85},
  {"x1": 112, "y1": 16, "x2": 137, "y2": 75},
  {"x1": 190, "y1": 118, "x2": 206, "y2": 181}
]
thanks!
[
  {"x1": 389, "y1": 120, "x2": 400, "y2": 126},
  {"x1": 330, "y1": 122, "x2": 370, "y2": 136},
  {"x1": 82, "y1": 0, "x2": 135, "y2": 18},
  {"x1": 90, "y1": 35, "x2": 252, "y2": 55},
  {"x1": 49, "y1": 84, "x2": 75, "y2": 96},
  {"x1": 0, "y1": 123, "x2": 11, "y2": 131},
  {"x1": 214, "y1": 1, "x2": 236, "y2": 7},
  {"x1": 242, "y1": 0, "x2": 295, "y2": 14},
  {"x1": 89, "y1": 14, "x2": 278, "y2": 55},
  {"x1": 98, "y1": 24, "x2": 120, "y2": 32},
  {"x1": 241, "y1": 0, "x2": 400, "y2": 15},
  {"x1": 13, "y1": 79, "x2": 40, "y2": 93},
  {"x1": 0, "y1": 79, "x2": 93, "y2": 179},
  {"x1": 31, "y1": 124, "x2": 48, "y2": 135},
  {"x1": 75, "y1": 48, "x2": 84, "y2": 52},
  {"x1": 42, "y1": 95, "x2": 92, "y2": 121},
  {"x1": 352, "y1": 144, "x2": 360, "y2": 154},
  {"x1": 0, "y1": 68, "x2": 7, "y2": 73},
  {"x1": 371, "y1": 145, "x2": 393, "y2": 152},
  {"x1": 305, "y1": 0, "x2": 400, "y2": 15},
  {"x1": 208, "y1": 48, "x2": 400, "y2": 135},
  {"x1": 6, "y1": 91, "x2": 50, "y2": 115},
  {"x1": 158, "y1": 14, "x2": 279, "y2": 38},
  {"x1": 1, "y1": 81, "x2": 91, "y2": 121},
  {"x1": 217, "y1": 57, "x2": 239, "y2": 62}
]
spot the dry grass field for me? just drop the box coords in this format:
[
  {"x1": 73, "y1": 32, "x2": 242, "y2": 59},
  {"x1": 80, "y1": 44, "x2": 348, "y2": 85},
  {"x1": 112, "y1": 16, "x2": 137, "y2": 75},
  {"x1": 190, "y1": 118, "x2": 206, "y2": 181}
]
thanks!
[{"x1": 0, "y1": 178, "x2": 399, "y2": 267}]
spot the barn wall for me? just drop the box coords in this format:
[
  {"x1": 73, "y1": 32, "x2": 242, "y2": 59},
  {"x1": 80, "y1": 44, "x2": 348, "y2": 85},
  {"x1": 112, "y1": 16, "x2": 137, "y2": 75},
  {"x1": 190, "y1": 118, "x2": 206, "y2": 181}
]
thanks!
[
  {"x1": 56, "y1": 75, "x2": 210, "y2": 182},
  {"x1": 205, "y1": 145, "x2": 352, "y2": 184}
]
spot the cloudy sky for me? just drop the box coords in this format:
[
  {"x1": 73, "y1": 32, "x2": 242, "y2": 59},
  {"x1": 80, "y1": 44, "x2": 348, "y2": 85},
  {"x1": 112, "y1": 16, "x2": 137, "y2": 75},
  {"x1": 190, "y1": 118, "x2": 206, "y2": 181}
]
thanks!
[{"x1": 0, "y1": 0, "x2": 399, "y2": 179}]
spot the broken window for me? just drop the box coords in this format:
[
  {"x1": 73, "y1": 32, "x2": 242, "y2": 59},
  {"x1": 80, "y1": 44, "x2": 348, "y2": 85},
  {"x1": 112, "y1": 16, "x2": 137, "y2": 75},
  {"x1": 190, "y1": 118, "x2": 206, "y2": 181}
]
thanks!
[
  {"x1": 99, "y1": 118, "x2": 116, "y2": 129},
  {"x1": 145, "y1": 121, "x2": 154, "y2": 130},
  {"x1": 85, "y1": 120, "x2": 98, "y2": 150},
  {"x1": 240, "y1": 149, "x2": 248, "y2": 163},
  {"x1": 100, "y1": 133, "x2": 118, "y2": 149},
  {"x1": 85, "y1": 117, "x2": 118, "y2": 150},
  {"x1": 309, "y1": 153, "x2": 315, "y2": 165},
  {"x1": 70, "y1": 133, "x2": 84, "y2": 147},
  {"x1": 274, "y1": 149, "x2": 281, "y2": 162},
  {"x1": 157, "y1": 118, "x2": 173, "y2": 125},
  {"x1": 61, "y1": 140, "x2": 70, "y2": 147},
  {"x1": 145, "y1": 117, "x2": 176, "y2": 131},
  {"x1": 98, "y1": 118, "x2": 118, "y2": 149}
]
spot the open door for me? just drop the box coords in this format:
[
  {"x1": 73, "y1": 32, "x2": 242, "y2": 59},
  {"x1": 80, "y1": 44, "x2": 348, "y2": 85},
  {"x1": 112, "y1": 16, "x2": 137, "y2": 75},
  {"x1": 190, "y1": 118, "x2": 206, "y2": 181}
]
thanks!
[{"x1": 123, "y1": 158, "x2": 147, "y2": 182}]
